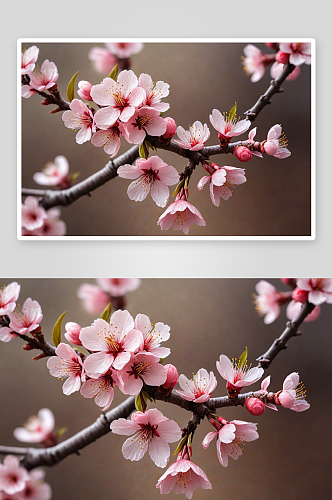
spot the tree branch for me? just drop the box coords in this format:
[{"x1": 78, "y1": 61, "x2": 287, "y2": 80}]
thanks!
[
  {"x1": 0, "y1": 445, "x2": 29, "y2": 456},
  {"x1": 257, "y1": 301, "x2": 315, "y2": 369}
]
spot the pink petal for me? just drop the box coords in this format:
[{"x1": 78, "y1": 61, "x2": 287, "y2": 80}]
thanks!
[{"x1": 148, "y1": 436, "x2": 170, "y2": 467}]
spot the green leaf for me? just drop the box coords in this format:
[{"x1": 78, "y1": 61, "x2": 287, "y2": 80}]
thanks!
[
  {"x1": 187, "y1": 432, "x2": 192, "y2": 448},
  {"x1": 109, "y1": 63, "x2": 119, "y2": 81},
  {"x1": 71, "y1": 172, "x2": 80, "y2": 182},
  {"x1": 100, "y1": 303, "x2": 112, "y2": 323},
  {"x1": 139, "y1": 141, "x2": 149, "y2": 159},
  {"x1": 173, "y1": 435, "x2": 188, "y2": 455},
  {"x1": 66, "y1": 71, "x2": 79, "y2": 102},
  {"x1": 142, "y1": 390, "x2": 155, "y2": 403},
  {"x1": 135, "y1": 392, "x2": 147, "y2": 412},
  {"x1": 229, "y1": 102, "x2": 237, "y2": 121},
  {"x1": 52, "y1": 311, "x2": 66, "y2": 348},
  {"x1": 172, "y1": 179, "x2": 185, "y2": 197},
  {"x1": 238, "y1": 347, "x2": 248, "y2": 369},
  {"x1": 57, "y1": 426, "x2": 67, "y2": 439},
  {"x1": 184, "y1": 177, "x2": 189, "y2": 190}
]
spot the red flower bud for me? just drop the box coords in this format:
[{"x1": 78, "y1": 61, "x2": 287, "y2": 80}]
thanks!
[
  {"x1": 162, "y1": 117, "x2": 177, "y2": 140},
  {"x1": 234, "y1": 146, "x2": 252, "y2": 162},
  {"x1": 275, "y1": 51, "x2": 290, "y2": 64},
  {"x1": 244, "y1": 397, "x2": 265, "y2": 416},
  {"x1": 292, "y1": 287, "x2": 309, "y2": 304},
  {"x1": 161, "y1": 364, "x2": 179, "y2": 390}
]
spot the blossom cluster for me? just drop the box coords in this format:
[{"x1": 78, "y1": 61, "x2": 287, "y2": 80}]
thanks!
[
  {"x1": 0, "y1": 455, "x2": 51, "y2": 500},
  {"x1": 243, "y1": 42, "x2": 311, "y2": 83},
  {"x1": 21, "y1": 197, "x2": 66, "y2": 236},
  {"x1": 254, "y1": 278, "x2": 332, "y2": 324}
]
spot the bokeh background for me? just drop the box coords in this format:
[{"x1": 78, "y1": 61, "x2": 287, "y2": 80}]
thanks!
[
  {"x1": 0, "y1": 278, "x2": 330, "y2": 500},
  {"x1": 21, "y1": 42, "x2": 312, "y2": 236}
]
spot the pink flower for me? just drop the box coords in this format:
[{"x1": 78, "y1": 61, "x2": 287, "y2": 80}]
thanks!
[
  {"x1": 121, "y1": 107, "x2": 167, "y2": 144},
  {"x1": 262, "y1": 124, "x2": 291, "y2": 158},
  {"x1": 216, "y1": 354, "x2": 264, "y2": 396},
  {"x1": 254, "y1": 280, "x2": 281, "y2": 324},
  {"x1": 259, "y1": 376, "x2": 278, "y2": 411},
  {"x1": 91, "y1": 122, "x2": 122, "y2": 158},
  {"x1": 202, "y1": 419, "x2": 259, "y2": 467},
  {"x1": 286, "y1": 300, "x2": 321, "y2": 322},
  {"x1": 29, "y1": 208, "x2": 66, "y2": 237},
  {"x1": 64, "y1": 322, "x2": 82, "y2": 345},
  {"x1": 21, "y1": 46, "x2": 39, "y2": 75},
  {"x1": 13, "y1": 408, "x2": 55, "y2": 444},
  {"x1": 138, "y1": 73, "x2": 170, "y2": 112},
  {"x1": 77, "y1": 80, "x2": 93, "y2": 101},
  {"x1": 198, "y1": 164, "x2": 246, "y2": 206},
  {"x1": 176, "y1": 368, "x2": 217, "y2": 403},
  {"x1": 80, "y1": 369, "x2": 120, "y2": 411},
  {"x1": 110, "y1": 408, "x2": 181, "y2": 468},
  {"x1": 242, "y1": 44, "x2": 265, "y2": 82},
  {"x1": 91, "y1": 71, "x2": 145, "y2": 128},
  {"x1": 161, "y1": 364, "x2": 179, "y2": 390},
  {"x1": 210, "y1": 109, "x2": 251, "y2": 140},
  {"x1": 88, "y1": 47, "x2": 117, "y2": 74},
  {"x1": 296, "y1": 278, "x2": 332, "y2": 306},
  {"x1": 80, "y1": 310, "x2": 143, "y2": 376},
  {"x1": 134, "y1": 313, "x2": 171, "y2": 358},
  {"x1": 47, "y1": 343, "x2": 86, "y2": 395},
  {"x1": 16, "y1": 469, "x2": 52, "y2": 500},
  {"x1": 279, "y1": 42, "x2": 311, "y2": 66},
  {"x1": 22, "y1": 197, "x2": 47, "y2": 231},
  {"x1": 28, "y1": 60, "x2": 58, "y2": 92},
  {"x1": 118, "y1": 156, "x2": 179, "y2": 208},
  {"x1": 0, "y1": 282, "x2": 20, "y2": 315},
  {"x1": 0, "y1": 455, "x2": 29, "y2": 495},
  {"x1": 156, "y1": 457, "x2": 212, "y2": 498},
  {"x1": 157, "y1": 199, "x2": 206, "y2": 235},
  {"x1": 21, "y1": 85, "x2": 37, "y2": 98},
  {"x1": 276, "y1": 372, "x2": 310, "y2": 412},
  {"x1": 33, "y1": 155, "x2": 70, "y2": 187},
  {"x1": 161, "y1": 117, "x2": 177, "y2": 140},
  {"x1": 8, "y1": 298, "x2": 43, "y2": 335},
  {"x1": 244, "y1": 397, "x2": 265, "y2": 416},
  {"x1": 96, "y1": 278, "x2": 141, "y2": 297},
  {"x1": 77, "y1": 284, "x2": 110, "y2": 314},
  {"x1": 174, "y1": 121, "x2": 210, "y2": 151},
  {"x1": 105, "y1": 42, "x2": 144, "y2": 59},
  {"x1": 270, "y1": 61, "x2": 300, "y2": 81},
  {"x1": 119, "y1": 352, "x2": 167, "y2": 395},
  {"x1": 0, "y1": 327, "x2": 17, "y2": 343},
  {"x1": 62, "y1": 99, "x2": 95, "y2": 144}
]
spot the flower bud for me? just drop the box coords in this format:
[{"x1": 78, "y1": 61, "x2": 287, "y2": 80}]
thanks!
[
  {"x1": 161, "y1": 364, "x2": 179, "y2": 390},
  {"x1": 64, "y1": 322, "x2": 82, "y2": 346},
  {"x1": 161, "y1": 117, "x2": 177, "y2": 140},
  {"x1": 234, "y1": 146, "x2": 252, "y2": 162},
  {"x1": 77, "y1": 80, "x2": 93, "y2": 101},
  {"x1": 23, "y1": 344, "x2": 33, "y2": 350},
  {"x1": 275, "y1": 51, "x2": 289, "y2": 64},
  {"x1": 244, "y1": 397, "x2": 265, "y2": 416},
  {"x1": 292, "y1": 287, "x2": 309, "y2": 304}
]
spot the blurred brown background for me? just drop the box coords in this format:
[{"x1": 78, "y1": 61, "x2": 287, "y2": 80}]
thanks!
[
  {"x1": 0, "y1": 278, "x2": 330, "y2": 499},
  {"x1": 21, "y1": 42, "x2": 311, "y2": 236}
]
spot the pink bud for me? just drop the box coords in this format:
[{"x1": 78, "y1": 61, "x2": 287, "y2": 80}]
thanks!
[
  {"x1": 244, "y1": 397, "x2": 265, "y2": 416},
  {"x1": 286, "y1": 66, "x2": 300, "y2": 81},
  {"x1": 23, "y1": 344, "x2": 33, "y2": 351},
  {"x1": 161, "y1": 117, "x2": 177, "y2": 140},
  {"x1": 292, "y1": 287, "x2": 309, "y2": 304},
  {"x1": 275, "y1": 51, "x2": 289, "y2": 64},
  {"x1": 77, "y1": 80, "x2": 93, "y2": 101},
  {"x1": 210, "y1": 163, "x2": 220, "y2": 170},
  {"x1": 161, "y1": 364, "x2": 179, "y2": 390},
  {"x1": 234, "y1": 146, "x2": 252, "y2": 162},
  {"x1": 64, "y1": 322, "x2": 82, "y2": 346}
]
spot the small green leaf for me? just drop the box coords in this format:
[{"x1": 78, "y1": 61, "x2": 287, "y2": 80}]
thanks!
[
  {"x1": 173, "y1": 435, "x2": 188, "y2": 455},
  {"x1": 66, "y1": 71, "x2": 79, "y2": 102},
  {"x1": 238, "y1": 347, "x2": 248, "y2": 369},
  {"x1": 172, "y1": 179, "x2": 185, "y2": 197},
  {"x1": 100, "y1": 303, "x2": 112, "y2": 323},
  {"x1": 139, "y1": 141, "x2": 149, "y2": 159},
  {"x1": 142, "y1": 390, "x2": 155, "y2": 403},
  {"x1": 135, "y1": 392, "x2": 147, "y2": 412},
  {"x1": 229, "y1": 102, "x2": 237, "y2": 121},
  {"x1": 184, "y1": 177, "x2": 189, "y2": 190},
  {"x1": 57, "y1": 426, "x2": 67, "y2": 439},
  {"x1": 187, "y1": 432, "x2": 192, "y2": 448},
  {"x1": 109, "y1": 63, "x2": 119, "y2": 81},
  {"x1": 71, "y1": 172, "x2": 80, "y2": 182},
  {"x1": 52, "y1": 311, "x2": 66, "y2": 348}
]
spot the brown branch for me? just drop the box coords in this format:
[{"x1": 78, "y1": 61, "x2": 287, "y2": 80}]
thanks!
[
  {"x1": 257, "y1": 301, "x2": 315, "y2": 369},
  {"x1": 244, "y1": 62, "x2": 296, "y2": 121}
]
